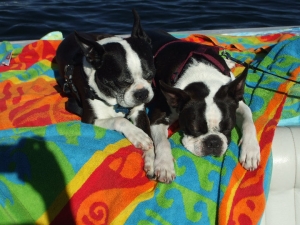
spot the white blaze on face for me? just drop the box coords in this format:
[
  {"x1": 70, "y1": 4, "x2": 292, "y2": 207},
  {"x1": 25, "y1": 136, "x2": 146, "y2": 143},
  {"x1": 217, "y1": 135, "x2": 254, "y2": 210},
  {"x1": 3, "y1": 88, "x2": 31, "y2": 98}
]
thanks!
[
  {"x1": 174, "y1": 58, "x2": 233, "y2": 156},
  {"x1": 182, "y1": 93, "x2": 228, "y2": 156},
  {"x1": 98, "y1": 37, "x2": 143, "y2": 79},
  {"x1": 99, "y1": 37, "x2": 153, "y2": 107},
  {"x1": 205, "y1": 97, "x2": 222, "y2": 132}
]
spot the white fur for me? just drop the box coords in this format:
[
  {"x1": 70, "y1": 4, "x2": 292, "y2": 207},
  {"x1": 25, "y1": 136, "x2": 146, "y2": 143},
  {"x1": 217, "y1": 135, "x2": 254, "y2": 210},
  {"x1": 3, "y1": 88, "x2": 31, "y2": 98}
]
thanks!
[
  {"x1": 174, "y1": 59, "x2": 229, "y2": 153},
  {"x1": 178, "y1": 59, "x2": 260, "y2": 170},
  {"x1": 99, "y1": 37, "x2": 154, "y2": 107},
  {"x1": 88, "y1": 98, "x2": 125, "y2": 120},
  {"x1": 148, "y1": 58, "x2": 260, "y2": 183},
  {"x1": 94, "y1": 116, "x2": 153, "y2": 151},
  {"x1": 174, "y1": 59, "x2": 231, "y2": 90},
  {"x1": 83, "y1": 36, "x2": 153, "y2": 108},
  {"x1": 83, "y1": 58, "x2": 118, "y2": 106},
  {"x1": 149, "y1": 124, "x2": 175, "y2": 183},
  {"x1": 236, "y1": 101, "x2": 260, "y2": 170},
  {"x1": 101, "y1": 37, "x2": 153, "y2": 108},
  {"x1": 182, "y1": 131, "x2": 228, "y2": 156},
  {"x1": 205, "y1": 98, "x2": 222, "y2": 131},
  {"x1": 176, "y1": 59, "x2": 229, "y2": 133},
  {"x1": 98, "y1": 36, "x2": 123, "y2": 45},
  {"x1": 167, "y1": 59, "x2": 231, "y2": 130}
]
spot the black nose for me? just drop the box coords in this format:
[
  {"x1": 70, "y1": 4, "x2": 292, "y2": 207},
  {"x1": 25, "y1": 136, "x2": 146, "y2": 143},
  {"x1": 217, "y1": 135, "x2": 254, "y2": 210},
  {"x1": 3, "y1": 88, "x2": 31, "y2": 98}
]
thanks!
[
  {"x1": 204, "y1": 135, "x2": 222, "y2": 155},
  {"x1": 134, "y1": 89, "x2": 149, "y2": 101}
]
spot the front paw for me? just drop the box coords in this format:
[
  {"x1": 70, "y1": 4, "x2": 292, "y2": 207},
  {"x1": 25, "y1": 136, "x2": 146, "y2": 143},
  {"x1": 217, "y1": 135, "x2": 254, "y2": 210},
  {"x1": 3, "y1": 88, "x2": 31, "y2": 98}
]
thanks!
[
  {"x1": 125, "y1": 128, "x2": 153, "y2": 151},
  {"x1": 239, "y1": 138, "x2": 260, "y2": 171},
  {"x1": 154, "y1": 156, "x2": 176, "y2": 183},
  {"x1": 143, "y1": 148, "x2": 155, "y2": 179}
]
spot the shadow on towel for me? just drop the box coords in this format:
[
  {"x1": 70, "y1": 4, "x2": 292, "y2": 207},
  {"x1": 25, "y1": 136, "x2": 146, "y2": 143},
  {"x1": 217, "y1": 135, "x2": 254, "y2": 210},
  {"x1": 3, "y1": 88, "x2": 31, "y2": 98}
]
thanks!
[{"x1": 0, "y1": 136, "x2": 75, "y2": 224}]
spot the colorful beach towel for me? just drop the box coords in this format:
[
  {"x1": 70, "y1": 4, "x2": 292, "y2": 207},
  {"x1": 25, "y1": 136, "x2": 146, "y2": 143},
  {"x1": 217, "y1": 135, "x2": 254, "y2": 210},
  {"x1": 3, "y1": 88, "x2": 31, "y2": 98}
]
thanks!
[{"x1": 0, "y1": 31, "x2": 299, "y2": 225}]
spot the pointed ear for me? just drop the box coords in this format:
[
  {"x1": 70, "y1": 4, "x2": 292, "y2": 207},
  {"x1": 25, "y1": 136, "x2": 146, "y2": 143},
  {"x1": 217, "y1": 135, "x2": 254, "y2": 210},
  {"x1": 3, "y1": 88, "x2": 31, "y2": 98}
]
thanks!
[
  {"x1": 74, "y1": 31, "x2": 105, "y2": 69},
  {"x1": 215, "y1": 65, "x2": 248, "y2": 101},
  {"x1": 159, "y1": 80, "x2": 191, "y2": 109},
  {"x1": 131, "y1": 9, "x2": 151, "y2": 44}
]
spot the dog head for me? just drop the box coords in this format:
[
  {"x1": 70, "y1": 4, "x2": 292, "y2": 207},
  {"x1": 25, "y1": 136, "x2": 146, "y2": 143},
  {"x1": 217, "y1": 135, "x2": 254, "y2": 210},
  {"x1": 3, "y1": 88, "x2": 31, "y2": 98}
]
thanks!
[
  {"x1": 160, "y1": 67, "x2": 248, "y2": 157},
  {"x1": 74, "y1": 9, "x2": 155, "y2": 108}
]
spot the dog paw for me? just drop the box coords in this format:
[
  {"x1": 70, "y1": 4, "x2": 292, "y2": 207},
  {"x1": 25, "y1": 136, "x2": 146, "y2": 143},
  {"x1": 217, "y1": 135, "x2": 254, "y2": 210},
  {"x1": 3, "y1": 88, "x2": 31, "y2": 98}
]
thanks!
[
  {"x1": 125, "y1": 128, "x2": 154, "y2": 151},
  {"x1": 154, "y1": 157, "x2": 176, "y2": 183},
  {"x1": 143, "y1": 148, "x2": 155, "y2": 179},
  {"x1": 239, "y1": 138, "x2": 260, "y2": 171}
]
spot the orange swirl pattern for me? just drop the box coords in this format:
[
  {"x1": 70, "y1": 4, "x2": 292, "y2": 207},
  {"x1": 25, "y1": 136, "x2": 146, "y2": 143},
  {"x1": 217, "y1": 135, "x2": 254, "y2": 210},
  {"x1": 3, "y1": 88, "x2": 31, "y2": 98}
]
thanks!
[
  {"x1": 0, "y1": 40, "x2": 61, "y2": 72},
  {"x1": 47, "y1": 142, "x2": 156, "y2": 225},
  {"x1": 1, "y1": 33, "x2": 298, "y2": 225},
  {"x1": 80, "y1": 201, "x2": 109, "y2": 225},
  {"x1": 0, "y1": 40, "x2": 80, "y2": 130}
]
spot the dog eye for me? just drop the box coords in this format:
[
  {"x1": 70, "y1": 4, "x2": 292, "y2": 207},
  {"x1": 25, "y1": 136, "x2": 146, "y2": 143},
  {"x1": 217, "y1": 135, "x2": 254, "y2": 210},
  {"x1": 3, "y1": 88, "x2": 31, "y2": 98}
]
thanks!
[
  {"x1": 124, "y1": 79, "x2": 133, "y2": 84},
  {"x1": 188, "y1": 126, "x2": 204, "y2": 137},
  {"x1": 145, "y1": 72, "x2": 154, "y2": 81},
  {"x1": 118, "y1": 76, "x2": 133, "y2": 85},
  {"x1": 220, "y1": 118, "x2": 234, "y2": 135},
  {"x1": 192, "y1": 131, "x2": 203, "y2": 137},
  {"x1": 114, "y1": 78, "x2": 133, "y2": 89}
]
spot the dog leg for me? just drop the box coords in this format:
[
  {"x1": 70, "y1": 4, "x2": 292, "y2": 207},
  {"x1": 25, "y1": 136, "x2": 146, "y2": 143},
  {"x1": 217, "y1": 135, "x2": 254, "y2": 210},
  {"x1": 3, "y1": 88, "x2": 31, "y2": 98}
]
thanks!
[
  {"x1": 236, "y1": 101, "x2": 260, "y2": 170},
  {"x1": 128, "y1": 105, "x2": 155, "y2": 178},
  {"x1": 94, "y1": 118, "x2": 153, "y2": 151},
  {"x1": 128, "y1": 105, "x2": 152, "y2": 139},
  {"x1": 150, "y1": 124, "x2": 176, "y2": 183}
]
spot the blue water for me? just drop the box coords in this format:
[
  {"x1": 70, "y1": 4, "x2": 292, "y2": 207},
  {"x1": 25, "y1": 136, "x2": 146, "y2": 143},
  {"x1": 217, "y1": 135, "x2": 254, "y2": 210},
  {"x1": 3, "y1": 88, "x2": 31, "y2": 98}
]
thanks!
[{"x1": 1, "y1": 0, "x2": 300, "y2": 41}]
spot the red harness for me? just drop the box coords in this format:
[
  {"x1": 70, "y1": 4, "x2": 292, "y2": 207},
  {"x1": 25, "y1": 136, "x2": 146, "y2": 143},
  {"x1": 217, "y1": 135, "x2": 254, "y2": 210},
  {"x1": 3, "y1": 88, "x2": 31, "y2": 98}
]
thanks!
[{"x1": 153, "y1": 40, "x2": 231, "y2": 86}]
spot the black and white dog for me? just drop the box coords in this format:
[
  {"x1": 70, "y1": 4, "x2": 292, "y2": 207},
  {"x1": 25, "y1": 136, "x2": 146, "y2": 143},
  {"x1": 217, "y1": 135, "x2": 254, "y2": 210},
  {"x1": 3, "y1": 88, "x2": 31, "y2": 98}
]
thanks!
[
  {"x1": 144, "y1": 30, "x2": 260, "y2": 183},
  {"x1": 55, "y1": 10, "x2": 155, "y2": 152}
]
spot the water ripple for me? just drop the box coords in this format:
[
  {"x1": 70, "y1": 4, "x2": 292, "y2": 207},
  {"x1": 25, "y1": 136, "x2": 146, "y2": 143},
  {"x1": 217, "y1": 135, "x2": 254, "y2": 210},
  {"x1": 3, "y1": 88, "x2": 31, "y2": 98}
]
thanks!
[{"x1": 1, "y1": 0, "x2": 299, "y2": 41}]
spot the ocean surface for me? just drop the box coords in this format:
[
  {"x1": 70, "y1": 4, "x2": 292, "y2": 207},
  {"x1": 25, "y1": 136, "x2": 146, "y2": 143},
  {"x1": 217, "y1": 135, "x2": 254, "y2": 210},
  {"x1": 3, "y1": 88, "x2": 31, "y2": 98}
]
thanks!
[{"x1": 1, "y1": 0, "x2": 300, "y2": 41}]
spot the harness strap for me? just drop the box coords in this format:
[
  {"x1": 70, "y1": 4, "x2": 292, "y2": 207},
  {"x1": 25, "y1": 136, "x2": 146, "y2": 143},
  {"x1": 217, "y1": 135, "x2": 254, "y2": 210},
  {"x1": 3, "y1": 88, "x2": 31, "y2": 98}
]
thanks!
[
  {"x1": 222, "y1": 51, "x2": 300, "y2": 84},
  {"x1": 63, "y1": 65, "x2": 80, "y2": 99},
  {"x1": 62, "y1": 64, "x2": 83, "y2": 116},
  {"x1": 153, "y1": 40, "x2": 231, "y2": 86},
  {"x1": 65, "y1": 97, "x2": 83, "y2": 117},
  {"x1": 62, "y1": 50, "x2": 104, "y2": 116}
]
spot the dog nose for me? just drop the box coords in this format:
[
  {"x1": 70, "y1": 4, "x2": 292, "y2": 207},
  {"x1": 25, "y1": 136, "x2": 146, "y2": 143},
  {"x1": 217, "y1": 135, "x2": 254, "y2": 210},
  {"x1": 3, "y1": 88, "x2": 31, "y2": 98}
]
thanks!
[
  {"x1": 134, "y1": 89, "x2": 149, "y2": 101},
  {"x1": 204, "y1": 135, "x2": 222, "y2": 155}
]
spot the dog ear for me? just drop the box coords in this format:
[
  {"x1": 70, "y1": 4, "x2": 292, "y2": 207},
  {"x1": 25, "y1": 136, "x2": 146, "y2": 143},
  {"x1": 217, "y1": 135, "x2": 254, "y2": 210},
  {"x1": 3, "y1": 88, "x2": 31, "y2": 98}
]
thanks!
[
  {"x1": 215, "y1": 65, "x2": 248, "y2": 101},
  {"x1": 131, "y1": 9, "x2": 151, "y2": 44},
  {"x1": 74, "y1": 31, "x2": 105, "y2": 69},
  {"x1": 159, "y1": 80, "x2": 191, "y2": 109}
]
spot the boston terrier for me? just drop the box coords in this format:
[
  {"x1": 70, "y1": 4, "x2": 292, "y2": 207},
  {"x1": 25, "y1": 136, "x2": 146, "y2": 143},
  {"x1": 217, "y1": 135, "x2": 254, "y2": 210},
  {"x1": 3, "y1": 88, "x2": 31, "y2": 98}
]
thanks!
[
  {"x1": 143, "y1": 30, "x2": 260, "y2": 183},
  {"x1": 55, "y1": 9, "x2": 155, "y2": 153}
]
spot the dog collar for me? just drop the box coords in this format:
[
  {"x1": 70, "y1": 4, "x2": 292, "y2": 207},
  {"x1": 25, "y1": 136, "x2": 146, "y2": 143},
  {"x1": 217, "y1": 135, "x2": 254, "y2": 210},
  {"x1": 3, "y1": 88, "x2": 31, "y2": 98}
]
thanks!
[
  {"x1": 153, "y1": 40, "x2": 231, "y2": 86},
  {"x1": 113, "y1": 104, "x2": 130, "y2": 115}
]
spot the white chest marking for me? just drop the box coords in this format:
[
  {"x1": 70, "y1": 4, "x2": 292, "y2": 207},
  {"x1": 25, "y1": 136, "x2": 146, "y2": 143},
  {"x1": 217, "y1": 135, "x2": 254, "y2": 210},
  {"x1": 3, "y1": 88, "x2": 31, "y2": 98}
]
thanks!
[{"x1": 205, "y1": 98, "x2": 222, "y2": 131}]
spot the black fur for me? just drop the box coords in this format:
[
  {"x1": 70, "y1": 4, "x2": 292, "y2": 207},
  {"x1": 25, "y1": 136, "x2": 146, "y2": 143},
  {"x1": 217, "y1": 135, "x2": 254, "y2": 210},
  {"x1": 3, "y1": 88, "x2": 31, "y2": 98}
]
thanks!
[
  {"x1": 147, "y1": 29, "x2": 247, "y2": 156},
  {"x1": 55, "y1": 9, "x2": 155, "y2": 138}
]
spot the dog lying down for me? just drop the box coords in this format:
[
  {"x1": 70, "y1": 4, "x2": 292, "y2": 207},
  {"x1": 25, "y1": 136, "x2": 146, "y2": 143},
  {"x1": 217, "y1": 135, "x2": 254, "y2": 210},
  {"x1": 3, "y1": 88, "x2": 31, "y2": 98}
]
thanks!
[
  {"x1": 55, "y1": 9, "x2": 156, "y2": 152},
  {"x1": 143, "y1": 30, "x2": 261, "y2": 183},
  {"x1": 55, "y1": 11, "x2": 260, "y2": 184}
]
